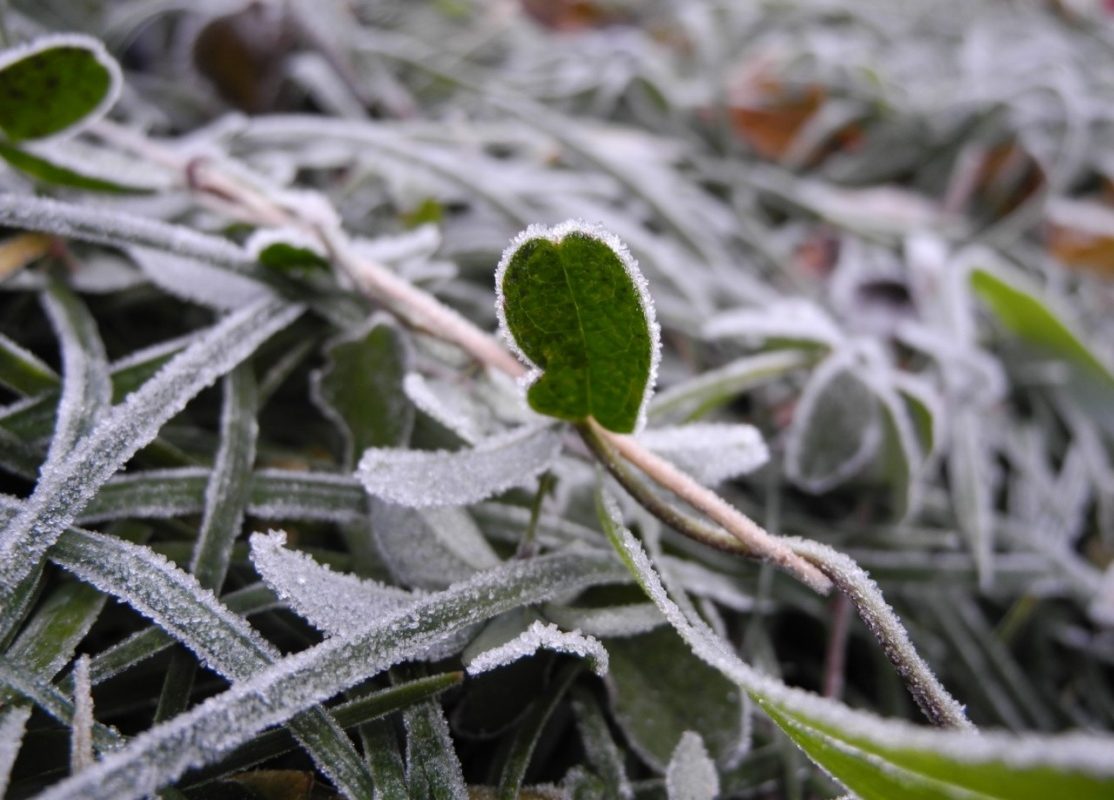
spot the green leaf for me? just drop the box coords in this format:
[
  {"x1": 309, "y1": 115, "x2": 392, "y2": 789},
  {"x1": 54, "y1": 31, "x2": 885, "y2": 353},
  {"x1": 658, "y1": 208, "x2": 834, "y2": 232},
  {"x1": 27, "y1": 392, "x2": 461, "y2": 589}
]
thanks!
[
  {"x1": 607, "y1": 628, "x2": 743, "y2": 771},
  {"x1": 0, "y1": 141, "x2": 146, "y2": 193},
  {"x1": 0, "y1": 332, "x2": 58, "y2": 396},
  {"x1": 0, "y1": 35, "x2": 121, "y2": 142},
  {"x1": 312, "y1": 317, "x2": 413, "y2": 467},
  {"x1": 970, "y1": 266, "x2": 1114, "y2": 433},
  {"x1": 496, "y1": 221, "x2": 660, "y2": 434},
  {"x1": 249, "y1": 230, "x2": 331, "y2": 273}
]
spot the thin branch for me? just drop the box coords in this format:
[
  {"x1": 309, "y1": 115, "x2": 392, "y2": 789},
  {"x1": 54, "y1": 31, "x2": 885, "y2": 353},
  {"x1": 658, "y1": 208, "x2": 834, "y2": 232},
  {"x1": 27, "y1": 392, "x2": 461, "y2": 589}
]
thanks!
[{"x1": 587, "y1": 419, "x2": 832, "y2": 593}]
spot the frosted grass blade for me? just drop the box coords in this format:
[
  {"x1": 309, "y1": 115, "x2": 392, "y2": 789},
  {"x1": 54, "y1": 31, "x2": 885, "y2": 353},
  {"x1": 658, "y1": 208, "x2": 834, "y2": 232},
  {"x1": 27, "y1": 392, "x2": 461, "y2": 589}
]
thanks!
[
  {"x1": 0, "y1": 194, "x2": 253, "y2": 270},
  {"x1": 404, "y1": 701, "x2": 468, "y2": 800},
  {"x1": 79, "y1": 468, "x2": 369, "y2": 525},
  {"x1": 46, "y1": 525, "x2": 375, "y2": 799},
  {"x1": 35, "y1": 544, "x2": 627, "y2": 800},
  {"x1": 39, "y1": 273, "x2": 111, "y2": 467},
  {"x1": 0, "y1": 296, "x2": 302, "y2": 608},
  {"x1": 466, "y1": 620, "x2": 608, "y2": 677}
]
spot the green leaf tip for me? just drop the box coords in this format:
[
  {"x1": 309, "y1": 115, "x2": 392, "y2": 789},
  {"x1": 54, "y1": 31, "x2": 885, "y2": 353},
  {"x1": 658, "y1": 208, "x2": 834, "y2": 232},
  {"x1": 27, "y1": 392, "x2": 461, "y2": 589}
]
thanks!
[
  {"x1": 495, "y1": 220, "x2": 660, "y2": 434},
  {"x1": 0, "y1": 34, "x2": 122, "y2": 143}
]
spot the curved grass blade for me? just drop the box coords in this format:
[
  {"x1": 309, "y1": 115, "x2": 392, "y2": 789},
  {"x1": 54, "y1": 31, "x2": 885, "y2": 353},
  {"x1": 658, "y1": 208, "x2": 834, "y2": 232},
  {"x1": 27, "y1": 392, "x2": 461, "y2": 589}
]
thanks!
[
  {"x1": 0, "y1": 296, "x2": 302, "y2": 609},
  {"x1": 46, "y1": 525, "x2": 375, "y2": 799}
]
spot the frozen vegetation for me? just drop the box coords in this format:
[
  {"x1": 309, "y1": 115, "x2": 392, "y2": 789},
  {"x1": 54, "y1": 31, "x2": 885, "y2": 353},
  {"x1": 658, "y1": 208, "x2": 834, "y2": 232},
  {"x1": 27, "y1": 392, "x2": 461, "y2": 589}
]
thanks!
[{"x1": 1, "y1": 1, "x2": 1114, "y2": 798}]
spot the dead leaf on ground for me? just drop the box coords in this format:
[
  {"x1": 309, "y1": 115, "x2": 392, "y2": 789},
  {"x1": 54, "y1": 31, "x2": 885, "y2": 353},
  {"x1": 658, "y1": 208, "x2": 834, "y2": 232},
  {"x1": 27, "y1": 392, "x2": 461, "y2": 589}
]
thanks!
[{"x1": 0, "y1": 232, "x2": 52, "y2": 281}]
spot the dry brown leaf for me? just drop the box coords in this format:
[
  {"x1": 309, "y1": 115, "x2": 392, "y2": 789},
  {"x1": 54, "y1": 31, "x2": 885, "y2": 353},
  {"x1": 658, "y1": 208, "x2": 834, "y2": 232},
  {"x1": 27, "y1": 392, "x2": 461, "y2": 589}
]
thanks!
[{"x1": 0, "y1": 232, "x2": 52, "y2": 281}]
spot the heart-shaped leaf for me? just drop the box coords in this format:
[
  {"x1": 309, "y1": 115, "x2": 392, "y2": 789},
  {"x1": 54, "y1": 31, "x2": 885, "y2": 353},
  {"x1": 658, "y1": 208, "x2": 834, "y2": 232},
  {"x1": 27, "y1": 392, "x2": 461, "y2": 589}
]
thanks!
[
  {"x1": 0, "y1": 35, "x2": 121, "y2": 143},
  {"x1": 496, "y1": 220, "x2": 660, "y2": 434}
]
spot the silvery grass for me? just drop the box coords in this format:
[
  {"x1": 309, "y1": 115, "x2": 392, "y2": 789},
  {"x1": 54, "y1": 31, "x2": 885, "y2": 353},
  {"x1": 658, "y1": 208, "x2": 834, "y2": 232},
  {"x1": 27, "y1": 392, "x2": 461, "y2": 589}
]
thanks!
[{"x1": 1, "y1": 1, "x2": 1113, "y2": 797}]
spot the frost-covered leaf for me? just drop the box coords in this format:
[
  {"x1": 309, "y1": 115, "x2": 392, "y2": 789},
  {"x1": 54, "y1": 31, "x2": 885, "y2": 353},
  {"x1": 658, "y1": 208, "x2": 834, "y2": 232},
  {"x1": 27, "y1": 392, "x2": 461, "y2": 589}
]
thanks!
[
  {"x1": 371, "y1": 502, "x2": 500, "y2": 591},
  {"x1": 357, "y1": 424, "x2": 562, "y2": 508},
  {"x1": 666, "y1": 732, "x2": 718, "y2": 800},
  {"x1": 466, "y1": 619, "x2": 608, "y2": 677},
  {"x1": 35, "y1": 545, "x2": 626, "y2": 800},
  {"x1": 496, "y1": 220, "x2": 660, "y2": 433},
  {"x1": 0, "y1": 297, "x2": 301, "y2": 609},
  {"x1": 312, "y1": 317, "x2": 413, "y2": 467},
  {"x1": 250, "y1": 529, "x2": 418, "y2": 635},
  {"x1": 403, "y1": 372, "x2": 487, "y2": 444},
  {"x1": 638, "y1": 423, "x2": 768, "y2": 485},
  {"x1": 127, "y1": 246, "x2": 274, "y2": 310},
  {"x1": 0, "y1": 35, "x2": 121, "y2": 142},
  {"x1": 650, "y1": 350, "x2": 811, "y2": 423},
  {"x1": 607, "y1": 627, "x2": 743, "y2": 770},
  {"x1": 599, "y1": 492, "x2": 1114, "y2": 800},
  {"x1": 785, "y1": 351, "x2": 881, "y2": 493},
  {"x1": 702, "y1": 299, "x2": 844, "y2": 349}
]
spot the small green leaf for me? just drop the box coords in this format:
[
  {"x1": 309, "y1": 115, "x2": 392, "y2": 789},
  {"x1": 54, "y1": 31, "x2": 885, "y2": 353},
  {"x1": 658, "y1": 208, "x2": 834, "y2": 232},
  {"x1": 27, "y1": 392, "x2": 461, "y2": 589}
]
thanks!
[
  {"x1": 311, "y1": 317, "x2": 414, "y2": 467},
  {"x1": 971, "y1": 266, "x2": 1114, "y2": 433},
  {"x1": 496, "y1": 221, "x2": 660, "y2": 434},
  {"x1": 0, "y1": 35, "x2": 122, "y2": 142},
  {"x1": 255, "y1": 239, "x2": 329, "y2": 274}
]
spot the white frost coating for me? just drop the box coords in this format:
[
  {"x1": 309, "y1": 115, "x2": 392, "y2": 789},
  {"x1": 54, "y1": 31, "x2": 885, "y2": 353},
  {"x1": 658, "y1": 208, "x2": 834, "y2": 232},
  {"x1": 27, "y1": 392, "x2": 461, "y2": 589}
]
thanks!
[
  {"x1": 702, "y1": 299, "x2": 844, "y2": 348},
  {"x1": 70, "y1": 655, "x2": 94, "y2": 773},
  {"x1": 785, "y1": 350, "x2": 882, "y2": 494},
  {"x1": 250, "y1": 530, "x2": 420, "y2": 636},
  {"x1": 127, "y1": 246, "x2": 274, "y2": 310},
  {"x1": 33, "y1": 551, "x2": 627, "y2": 800},
  {"x1": 0, "y1": 34, "x2": 122, "y2": 142},
  {"x1": 665, "y1": 732, "x2": 718, "y2": 800},
  {"x1": 0, "y1": 195, "x2": 252, "y2": 270},
  {"x1": 356, "y1": 424, "x2": 563, "y2": 508},
  {"x1": 49, "y1": 527, "x2": 374, "y2": 798},
  {"x1": 600, "y1": 496, "x2": 1114, "y2": 785},
  {"x1": 0, "y1": 297, "x2": 302, "y2": 608},
  {"x1": 39, "y1": 282, "x2": 111, "y2": 465},
  {"x1": 0, "y1": 706, "x2": 30, "y2": 797},
  {"x1": 544, "y1": 603, "x2": 664, "y2": 638},
  {"x1": 371, "y1": 502, "x2": 499, "y2": 590},
  {"x1": 637, "y1": 423, "x2": 768, "y2": 485},
  {"x1": 466, "y1": 620, "x2": 609, "y2": 677},
  {"x1": 494, "y1": 219, "x2": 662, "y2": 434},
  {"x1": 403, "y1": 373, "x2": 484, "y2": 444}
]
